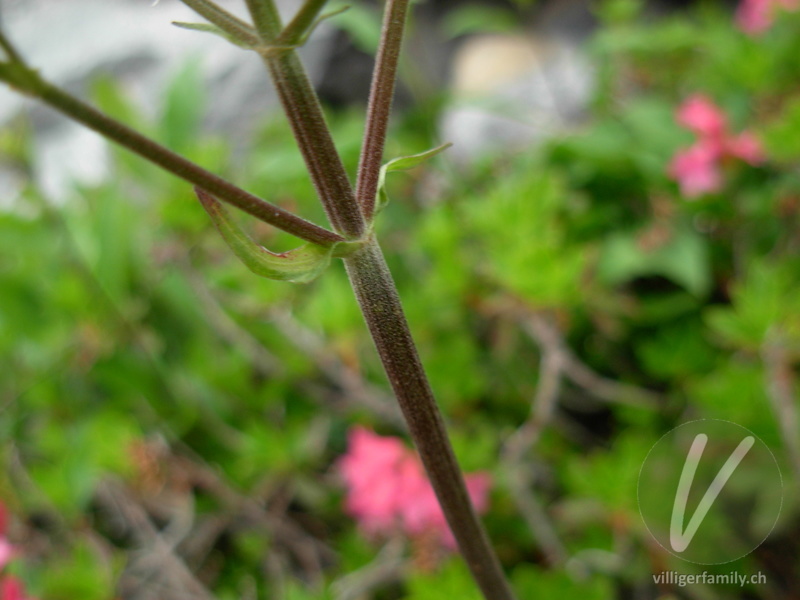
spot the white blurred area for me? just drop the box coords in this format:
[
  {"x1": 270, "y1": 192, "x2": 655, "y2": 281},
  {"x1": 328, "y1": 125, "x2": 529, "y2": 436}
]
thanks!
[
  {"x1": 0, "y1": 0, "x2": 333, "y2": 204},
  {"x1": 0, "y1": 0, "x2": 596, "y2": 205}
]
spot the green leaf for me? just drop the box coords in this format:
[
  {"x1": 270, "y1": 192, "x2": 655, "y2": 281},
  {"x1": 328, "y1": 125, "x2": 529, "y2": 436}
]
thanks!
[
  {"x1": 196, "y1": 189, "x2": 347, "y2": 283},
  {"x1": 405, "y1": 558, "x2": 484, "y2": 600},
  {"x1": 284, "y1": 6, "x2": 352, "y2": 47},
  {"x1": 512, "y1": 564, "x2": 613, "y2": 600},
  {"x1": 705, "y1": 259, "x2": 800, "y2": 349},
  {"x1": 376, "y1": 143, "x2": 452, "y2": 212},
  {"x1": 161, "y1": 60, "x2": 206, "y2": 153},
  {"x1": 597, "y1": 226, "x2": 711, "y2": 297},
  {"x1": 764, "y1": 96, "x2": 800, "y2": 161},
  {"x1": 441, "y1": 5, "x2": 519, "y2": 39},
  {"x1": 326, "y1": 1, "x2": 382, "y2": 53},
  {"x1": 172, "y1": 21, "x2": 254, "y2": 48}
]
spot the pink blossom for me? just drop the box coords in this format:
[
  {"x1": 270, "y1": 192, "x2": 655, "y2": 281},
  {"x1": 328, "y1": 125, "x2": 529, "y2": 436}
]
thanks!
[
  {"x1": 0, "y1": 505, "x2": 35, "y2": 600},
  {"x1": 736, "y1": 0, "x2": 774, "y2": 33},
  {"x1": 736, "y1": 0, "x2": 799, "y2": 34},
  {"x1": 669, "y1": 142, "x2": 723, "y2": 198},
  {"x1": 0, "y1": 540, "x2": 14, "y2": 572},
  {"x1": 0, "y1": 576, "x2": 34, "y2": 600},
  {"x1": 669, "y1": 96, "x2": 764, "y2": 198},
  {"x1": 726, "y1": 132, "x2": 765, "y2": 164},
  {"x1": 676, "y1": 95, "x2": 727, "y2": 139},
  {"x1": 338, "y1": 427, "x2": 492, "y2": 550},
  {"x1": 0, "y1": 504, "x2": 13, "y2": 571}
]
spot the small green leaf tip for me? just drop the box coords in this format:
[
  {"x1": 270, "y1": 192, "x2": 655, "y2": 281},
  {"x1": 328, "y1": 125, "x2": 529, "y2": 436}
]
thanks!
[
  {"x1": 172, "y1": 21, "x2": 255, "y2": 48},
  {"x1": 172, "y1": 21, "x2": 259, "y2": 50},
  {"x1": 375, "y1": 143, "x2": 452, "y2": 213},
  {"x1": 196, "y1": 188, "x2": 356, "y2": 283}
]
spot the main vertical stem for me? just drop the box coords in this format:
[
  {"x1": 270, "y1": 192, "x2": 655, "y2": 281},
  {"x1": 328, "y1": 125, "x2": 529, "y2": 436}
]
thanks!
[{"x1": 344, "y1": 238, "x2": 517, "y2": 600}]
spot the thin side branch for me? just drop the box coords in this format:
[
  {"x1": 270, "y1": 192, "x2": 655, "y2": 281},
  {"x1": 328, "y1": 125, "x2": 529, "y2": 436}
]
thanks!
[
  {"x1": 264, "y1": 51, "x2": 366, "y2": 238},
  {"x1": 356, "y1": 0, "x2": 411, "y2": 221},
  {"x1": 0, "y1": 30, "x2": 23, "y2": 63},
  {"x1": 242, "y1": 0, "x2": 366, "y2": 239},
  {"x1": 31, "y1": 79, "x2": 343, "y2": 246},
  {"x1": 178, "y1": 0, "x2": 260, "y2": 45},
  {"x1": 245, "y1": 0, "x2": 284, "y2": 40},
  {"x1": 278, "y1": 0, "x2": 330, "y2": 46}
]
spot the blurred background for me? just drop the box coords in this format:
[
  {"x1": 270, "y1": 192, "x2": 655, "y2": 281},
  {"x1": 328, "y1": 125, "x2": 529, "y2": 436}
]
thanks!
[{"x1": 1, "y1": 0, "x2": 799, "y2": 598}]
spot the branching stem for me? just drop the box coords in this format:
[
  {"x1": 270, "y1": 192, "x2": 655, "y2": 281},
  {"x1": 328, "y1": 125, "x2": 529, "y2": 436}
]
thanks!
[
  {"x1": 0, "y1": 0, "x2": 520, "y2": 595},
  {"x1": 34, "y1": 79, "x2": 343, "y2": 246},
  {"x1": 356, "y1": 0, "x2": 410, "y2": 220}
]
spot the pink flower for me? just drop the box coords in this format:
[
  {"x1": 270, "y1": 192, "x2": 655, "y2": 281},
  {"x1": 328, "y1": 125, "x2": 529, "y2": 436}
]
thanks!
[
  {"x1": 726, "y1": 132, "x2": 766, "y2": 164},
  {"x1": 0, "y1": 504, "x2": 14, "y2": 571},
  {"x1": 676, "y1": 95, "x2": 727, "y2": 139},
  {"x1": 0, "y1": 540, "x2": 14, "y2": 572},
  {"x1": 736, "y1": 0, "x2": 799, "y2": 34},
  {"x1": 668, "y1": 96, "x2": 764, "y2": 198},
  {"x1": 736, "y1": 0, "x2": 774, "y2": 33},
  {"x1": 0, "y1": 505, "x2": 35, "y2": 600},
  {"x1": 0, "y1": 576, "x2": 34, "y2": 600},
  {"x1": 669, "y1": 142, "x2": 723, "y2": 198},
  {"x1": 338, "y1": 427, "x2": 492, "y2": 550}
]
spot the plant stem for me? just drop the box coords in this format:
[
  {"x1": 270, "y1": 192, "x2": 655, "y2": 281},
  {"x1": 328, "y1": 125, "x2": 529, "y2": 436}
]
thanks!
[
  {"x1": 277, "y1": 0, "x2": 329, "y2": 46},
  {"x1": 344, "y1": 238, "x2": 518, "y2": 600},
  {"x1": 179, "y1": 0, "x2": 260, "y2": 46},
  {"x1": 0, "y1": 33, "x2": 23, "y2": 63},
  {"x1": 356, "y1": 0, "x2": 410, "y2": 221},
  {"x1": 31, "y1": 79, "x2": 343, "y2": 246},
  {"x1": 244, "y1": 0, "x2": 366, "y2": 239},
  {"x1": 245, "y1": 0, "x2": 284, "y2": 40},
  {"x1": 244, "y1": 0, "x2": 517, "y2": 594},
  {"x1": 3, "y1": 1, "x2": 520, "y2": 594},
  {"x1": 264, "y1": 52, "x2": 366, "y2": 238}
]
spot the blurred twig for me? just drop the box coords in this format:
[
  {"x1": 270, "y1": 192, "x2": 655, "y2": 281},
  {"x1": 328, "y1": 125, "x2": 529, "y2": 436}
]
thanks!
[
  {"x1": 762, "y1": 332, "x2": 800, "y2": 480},
  {"x1": 500, "y1": 308, "x2": 661, "y2": 567},
  {"x1": 501, "y1": 326, "x2": 569, "y2": 567},
  {"x1": 173, "y1": 447, "x2": 335, "y2": 587},
  {"x1": 180, "y1": 257, "x2": 280, "y2": 377},
  {"x1": 521, "y1": 312, "x2": 661, "y2": 410},
  {"x1": 331, "y1": 538, "x2": 408, "y2": 600},
  {"x1": 179, "y1": 255, "x2": 405, "y2": 427},
  {"x1": 269, "y1": 306, "x2": 406, "y2": 427},
  {"x1": 95, "y1": 479, "x2": 215, "y2": 600}
]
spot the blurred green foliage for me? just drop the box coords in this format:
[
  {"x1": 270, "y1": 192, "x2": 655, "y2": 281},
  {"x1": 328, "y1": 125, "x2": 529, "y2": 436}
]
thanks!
[{"x1": 2, "y1": 1, "x2": 800, "y2": 598}]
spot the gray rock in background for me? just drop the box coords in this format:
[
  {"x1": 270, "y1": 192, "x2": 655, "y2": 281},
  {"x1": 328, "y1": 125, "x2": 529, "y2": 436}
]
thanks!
[
  {"x1": 440, "y1": 32, "x2": 594, "y2": 166},
  {"x1": 0, "y1": 0, "x2": 335, "y2": 201},
  {"x1": 0, "y1": 0, "x2": 599, "y2": 199}
]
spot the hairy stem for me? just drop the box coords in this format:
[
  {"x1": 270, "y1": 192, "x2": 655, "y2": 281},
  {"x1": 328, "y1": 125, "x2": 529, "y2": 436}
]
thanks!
[
  {"x1": 245, "y1": 0, "x2": 284, "y2": 40},
  {"x1": 278, "y1": 0, "x2": 329, "y2": 46},
  {"x1": 244, "y1": 0, "x2": 366, "y2": 239},
  {"x1": 2, "y1": 1, "x2": 520, "y2": 594},
  {"x1": 178, "y1": 0, "x2": 260, "y2": 45},
  {"x1": 27, "y1": 79, "x2": 343, "y2": 246},
  {"x1": 356, "y1": 0, "x2": 410, "y2": 220},
  {"x1": 244, "y1": 0, "x2": 517, "y2": 594},
  {"x1": 265, "y1": 51, "x2": 366, "y2": 238},
  {"x1": 344, "y1": 238, "x2": 518, "y2": 600}
]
